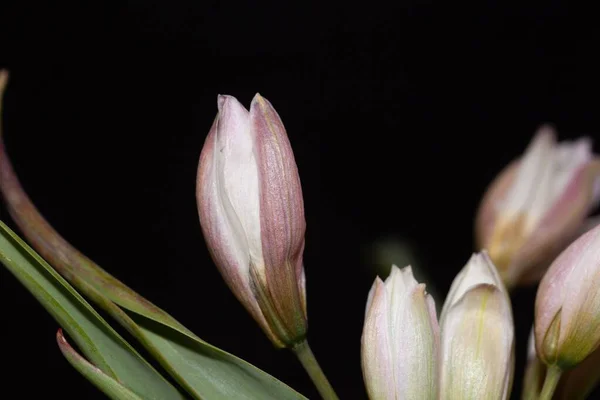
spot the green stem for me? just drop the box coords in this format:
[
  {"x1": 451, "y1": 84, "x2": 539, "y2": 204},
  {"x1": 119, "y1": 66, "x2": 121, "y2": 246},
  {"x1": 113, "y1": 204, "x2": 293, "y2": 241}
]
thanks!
[
  {"x1": 540, "y1": 365, "x2": 562, "y2": 400},
  {"x1": 292, "y1": 340, "x2": 339, "y2": 400}
]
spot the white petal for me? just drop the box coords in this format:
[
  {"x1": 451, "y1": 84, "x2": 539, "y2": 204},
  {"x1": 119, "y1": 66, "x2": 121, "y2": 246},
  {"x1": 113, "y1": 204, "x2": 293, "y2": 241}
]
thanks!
[
  {"x1": 387, "y1": 266, "x2": 439, "y2": 399},
  {"x1": 216, "y1": 95, "x2": 265, "y2": 273},
  {"x1": 441, "y1": 252, "x2": 503, "y2": 325},
  {"x1": 362, "y1": 278, "x2": 395, "y2": 400},
  {"x1": 440, "y1": 285, "x2": 513, "y2": 400},
  {"x1": 362, "y1": 267, "x2": 439, "y2": 400}
]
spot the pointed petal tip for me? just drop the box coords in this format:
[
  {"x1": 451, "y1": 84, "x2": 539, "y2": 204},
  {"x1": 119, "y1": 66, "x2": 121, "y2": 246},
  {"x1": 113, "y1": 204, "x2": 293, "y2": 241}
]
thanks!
[
  {"x1": 374, "y1": 276, "x2": 386, "y2": 288},
  {"x1": 250, "y1": 93, "x2": 279, "y2": 116},
  {"x1": 217, "y1": 94, "x2": 248, "y2": 113},
  {"x1": 216, "y1": 94, "x2": 230, "y2": 110},
  {"x1": 250, "y1": 92, "x2": 268, "y2": 110}
]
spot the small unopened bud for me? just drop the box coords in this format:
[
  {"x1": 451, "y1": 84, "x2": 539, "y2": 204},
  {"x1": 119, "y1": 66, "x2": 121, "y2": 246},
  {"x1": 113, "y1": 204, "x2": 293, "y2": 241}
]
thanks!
[
  {"x1": 439, "y1": 252, "x2": 514, "y2": 399},
  {"x1": 475, "y1": 125, "x2": 600, "y2": 288},
  {"x1": 196, "y1": 94, "x2": 306, "y2": 348},
  {"x1": 361, "y1": 253, "x2": 514, "y2": 400},
  {"x1": 534, "y1": 223, "x2": 600, "y2": 369},
  {"x1": 361, "y1": 266, "x2": 439, "y2": 399}
]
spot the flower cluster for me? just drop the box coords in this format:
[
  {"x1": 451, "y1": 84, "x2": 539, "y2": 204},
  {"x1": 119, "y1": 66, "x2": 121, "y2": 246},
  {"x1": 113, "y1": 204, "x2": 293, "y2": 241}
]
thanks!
[
  {"x1": 4, "y1": 70, "x2": 600, "y2": 399},
  {"x1": 196, "y1": 94, "x2": 600, "y2": 399},
  {"x1": 361, "y1": 253, "x2": 513, "y2": 399}
]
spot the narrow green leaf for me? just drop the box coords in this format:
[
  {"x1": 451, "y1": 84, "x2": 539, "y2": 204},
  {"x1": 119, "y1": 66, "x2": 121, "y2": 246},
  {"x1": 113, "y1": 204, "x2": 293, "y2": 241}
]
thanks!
[
  {"x1": 0, "y1": 221, "x2": 186, "y2": 399},
  {"x1": 0, "y1": 69, "x2": 307, "y2": 399},
  {"x1": 57, "y1": 329, "x2": 145, "y2": 400}
]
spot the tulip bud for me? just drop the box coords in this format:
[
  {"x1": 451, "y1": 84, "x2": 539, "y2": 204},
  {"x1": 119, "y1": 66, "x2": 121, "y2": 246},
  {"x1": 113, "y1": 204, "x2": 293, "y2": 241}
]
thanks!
[
  {"x1": 196, "y1": 94, "x2": 307, "y2": 348},
  {"x1": 475, "y1": 125, "x2": 600, "y2": 288},
  {"x1": 361, "y1": 265, "x2": 439, "y2": 400},
  {"x1": 439, "y1": 252, "x2": 514, "y2": 399},
  {"x1": 534, "y1": 223, "x2": 600, "y2": 369}
]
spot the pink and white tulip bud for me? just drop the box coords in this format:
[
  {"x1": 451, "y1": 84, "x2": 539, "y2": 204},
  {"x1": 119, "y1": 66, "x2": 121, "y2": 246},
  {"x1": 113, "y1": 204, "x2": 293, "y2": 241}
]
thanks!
[
  {"x1": 361, "y1": 266, "x2": 439, "y2": 400},
  {"x1": 475, "y1": 125, "x2": 600, "y2": 288},
  {"x1": 534, "y1": 223, "x2": 600, "y2": 369},
  {"x1": 196, "y1": 94, "x2": 307, "y2": 348},
  {"x1": 439, "y1": 252, "x2": 514, "y2": 400}
]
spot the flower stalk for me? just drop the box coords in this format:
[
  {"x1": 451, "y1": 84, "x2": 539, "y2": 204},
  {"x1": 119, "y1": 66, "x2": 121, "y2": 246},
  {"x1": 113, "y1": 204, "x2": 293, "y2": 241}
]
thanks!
[
  {"x1": 292, "y1": 340, "x2": 339, "y2": 400},
  {"x1": 539, "y1": 365, "x2": 562, "y2": 400}
]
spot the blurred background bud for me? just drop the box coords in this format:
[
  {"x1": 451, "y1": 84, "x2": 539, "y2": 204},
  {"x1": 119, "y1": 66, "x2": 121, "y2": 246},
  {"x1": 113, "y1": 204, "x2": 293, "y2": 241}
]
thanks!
[{"x1": 475, "y1": 125, "x2": 600, "y2": 289}]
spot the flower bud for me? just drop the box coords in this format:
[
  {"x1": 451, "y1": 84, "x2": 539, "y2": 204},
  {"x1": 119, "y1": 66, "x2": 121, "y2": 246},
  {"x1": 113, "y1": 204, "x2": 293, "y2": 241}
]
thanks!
[
  {"x1": 534, "y1": 223, "x2": 600, "y2": 369},
  {"x1": 361, "y1": 265, "x2": 439, "y2": 400},
  {"x1": 475, "y1": 125, "x2": 600, "y2": 288},
  {"x1": 196, "y1": 94, "x2": 306, "y2": 348},
  {"x1": 439, "y1": 252, "x2": 514, "y2": 399}
]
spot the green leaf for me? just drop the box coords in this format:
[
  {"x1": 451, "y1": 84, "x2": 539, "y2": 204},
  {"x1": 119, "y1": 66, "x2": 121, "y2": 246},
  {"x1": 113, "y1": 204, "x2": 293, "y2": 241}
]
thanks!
[
  {"x1": 0, "y1": 69, "x2": 307, "y2": 400},
  {"x1": 0, "y1": 221, "x2": 186, "y2": 399},
  {"x1": 57, "y1": 329, "x2": 145, "y2": 400}
]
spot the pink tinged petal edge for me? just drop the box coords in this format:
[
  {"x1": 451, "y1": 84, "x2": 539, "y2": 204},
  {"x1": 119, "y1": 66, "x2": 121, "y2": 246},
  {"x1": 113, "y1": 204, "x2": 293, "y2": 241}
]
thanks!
[
  {"x1": 250, "y1": 94, "x2": 306, "y2": 273},
  {"x1": 196, "y1": 112, "x2": 272, "y2": 339},
  {"x1": 555, "y1": 224, "x2": 600, "y2": 363},
  {"x1": 361, "y1": 278, "x2": 395, "y2": 400},
  {"x1": 518, "y1": 159, "x2": 600, "y2": 281},
  {"x1": 249, "y1": 94, "x2": 307, "y2": 343},
  {"x1": 440, "y1": 284, "x2": 514, "y2": 400}
]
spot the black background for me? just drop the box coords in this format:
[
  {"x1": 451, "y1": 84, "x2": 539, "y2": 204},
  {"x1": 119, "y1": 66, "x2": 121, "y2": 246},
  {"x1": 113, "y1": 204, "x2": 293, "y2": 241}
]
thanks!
[{"x1": 1, "y1": 1, "x2": 600, "y2": 399}]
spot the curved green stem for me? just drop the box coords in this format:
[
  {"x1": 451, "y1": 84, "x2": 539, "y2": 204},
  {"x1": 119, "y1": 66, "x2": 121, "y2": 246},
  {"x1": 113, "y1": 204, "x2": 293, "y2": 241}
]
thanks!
[
  {"x1": 540, "y1": 365, "x2": 562, "y2": 400},
  {"x1": 292, "y1": 340, "x2": 339, "y2": 400}
]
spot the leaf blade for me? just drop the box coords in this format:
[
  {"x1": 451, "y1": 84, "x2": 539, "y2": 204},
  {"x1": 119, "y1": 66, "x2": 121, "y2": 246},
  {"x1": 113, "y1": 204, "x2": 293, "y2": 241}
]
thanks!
[
  {"x1": 57, "y1": 329, "x2": 146, "y2": 400},
  {"x1": 0, "y1": 221, "x2": 186, "y2": 400}
]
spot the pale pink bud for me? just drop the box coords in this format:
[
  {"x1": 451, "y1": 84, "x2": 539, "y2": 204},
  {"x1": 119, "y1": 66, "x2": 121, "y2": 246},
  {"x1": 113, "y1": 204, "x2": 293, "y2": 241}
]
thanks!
[
  {"x1": 196, "y1": 94, "x2": 306, "y2": 348},
  {"x1": 534, "y1": 223, "x2": 600, "y2": 368},
  {"x1": 439, "y1": 252, "x2": 514, "y2": 400},
  {"x1": 361, "y1": 266, "x2": 439, "y2": 400},
  {"x1": 476, "y1": 125, "x2": 600, "y2": 288}
]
